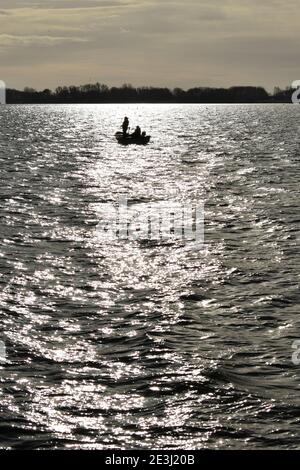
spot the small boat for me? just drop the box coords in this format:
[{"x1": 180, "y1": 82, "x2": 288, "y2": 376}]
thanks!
[{"x1": 115, "y1": 132, "x2": 151, "y2": 145}]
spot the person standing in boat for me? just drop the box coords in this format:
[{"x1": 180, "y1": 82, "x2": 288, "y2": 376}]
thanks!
[{"x1": 122, "y1": 117, "x2": 129, "y2": 137}]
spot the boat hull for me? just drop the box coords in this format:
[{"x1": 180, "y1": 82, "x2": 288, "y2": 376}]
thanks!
[{"x1": 115, "y1": 132, "x2": 151, "y2": 145}]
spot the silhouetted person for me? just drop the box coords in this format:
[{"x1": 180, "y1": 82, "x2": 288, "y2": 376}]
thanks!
[
  {"x1": 142, "y1": 131, "x2": 146, "y2": 137},
  {"x1": 122, "y1": 117, "x2": 129, "y2": 136},
  {"x1": 131, "y1": 126, "x2": 141, "y2": 138}
]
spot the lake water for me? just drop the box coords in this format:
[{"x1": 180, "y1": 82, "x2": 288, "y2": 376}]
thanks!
[{"x1": 0, "y1": 104, "x2": 299, "y2": 449}]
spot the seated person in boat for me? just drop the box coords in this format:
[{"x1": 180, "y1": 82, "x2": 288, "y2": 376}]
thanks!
[{"x1": 131, "y1": 126, "x2": 141, "y2": 138}]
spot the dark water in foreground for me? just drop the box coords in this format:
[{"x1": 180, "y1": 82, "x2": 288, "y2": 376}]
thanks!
[{"x1": 0, "y1": 104, "x2": 299, "y2": 449}]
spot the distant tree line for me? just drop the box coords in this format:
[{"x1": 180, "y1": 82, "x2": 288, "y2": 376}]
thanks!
[{"x1": 4, "y1": 83, "x2": 297, "y2": 104}]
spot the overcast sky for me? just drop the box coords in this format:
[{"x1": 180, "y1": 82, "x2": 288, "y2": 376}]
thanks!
[{"x1": 0, "y1": 0, "x2": 299, "y2": 91}]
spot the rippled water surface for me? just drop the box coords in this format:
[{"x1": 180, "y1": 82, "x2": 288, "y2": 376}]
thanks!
[{"x1": 0, "y1": 104, "x2": 300, "y2": 449}]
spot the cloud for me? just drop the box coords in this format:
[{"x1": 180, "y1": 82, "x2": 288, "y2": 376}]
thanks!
[
  {"x1": 31, "y1": 0, "x2": 136, "y2": 8},
  {"x1": 0, "y1": 0, "x2": 138, "y2": 11},
  {"x1": 0, "y1": 34, "x2": 89, "y2": 47}
]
